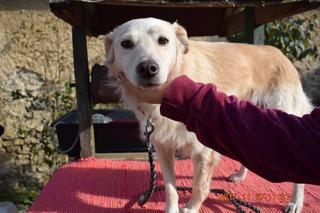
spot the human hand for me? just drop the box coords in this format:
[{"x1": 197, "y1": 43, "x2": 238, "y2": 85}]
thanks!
[{"x1": 117, "y1": 72, "x2": 178, "y2": 104}]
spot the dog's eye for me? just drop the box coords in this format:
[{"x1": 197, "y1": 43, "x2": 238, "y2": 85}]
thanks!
[
  {"x1": 158, "y1": 37, "x2": 169, "y2": 45},
  {"x1": 121, "y1": 40, "x2": 134, "y2": 49}
]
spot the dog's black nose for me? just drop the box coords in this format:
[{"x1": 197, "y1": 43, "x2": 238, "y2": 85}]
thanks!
[{"x1": 136, "y1": 60, "x2": 159, "y2": 79}]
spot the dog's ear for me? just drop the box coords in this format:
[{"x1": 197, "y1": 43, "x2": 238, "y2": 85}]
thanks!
[
  {"x1": 104, "y1": 32, "x2": 114, "y2": 65},
  {"x1": 172, "y1": 22, "x2": 189, "y2": 54}
]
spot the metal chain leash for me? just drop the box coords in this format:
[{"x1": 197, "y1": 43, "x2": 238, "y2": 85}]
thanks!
[
  {"x1": 138, "y1": 117, "x2": 261, "y2": 213},
  {"x1": 138, "y1": 117, "x2": 157, "y2": 205}
]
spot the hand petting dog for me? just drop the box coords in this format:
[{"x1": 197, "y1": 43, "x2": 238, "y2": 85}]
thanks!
[{"x1": 117, "y1": 71, "x2": 178, "y2": 104}]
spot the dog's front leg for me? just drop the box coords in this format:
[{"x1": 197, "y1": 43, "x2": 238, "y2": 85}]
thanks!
[
  {"x1": 285, "y1": 183, "x2": 304, "y2": 213},
  {"x1": 154, "y1": 143, "x2": 179, "y2": 213},
  {"x1": 181, "y1": 149, "x2": 219, "y2": 213}
]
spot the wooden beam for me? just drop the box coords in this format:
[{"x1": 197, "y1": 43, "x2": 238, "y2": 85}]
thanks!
[
  {"x1": 50, "y1": 0, "x2": 269, "y2": 9},
  {"x1": 224, "y1": 1, "x2": 320, "y2": 37},
  {"x1": 72, "y1": 27, "x2": 93, "y2": 158}
]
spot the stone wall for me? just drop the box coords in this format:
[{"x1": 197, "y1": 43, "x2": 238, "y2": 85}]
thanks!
[{"x1": 0, "y1": 0, "x2": 105, "y2": 207}]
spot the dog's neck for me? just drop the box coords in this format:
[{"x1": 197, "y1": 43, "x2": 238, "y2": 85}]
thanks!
[{"x1": 112, "y1": 79, "x2": 157, "y2": 120}]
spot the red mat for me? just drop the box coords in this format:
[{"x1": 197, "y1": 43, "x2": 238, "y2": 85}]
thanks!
[{"x1": 28, "y1": 157, "x2": 320, "y2": 213}]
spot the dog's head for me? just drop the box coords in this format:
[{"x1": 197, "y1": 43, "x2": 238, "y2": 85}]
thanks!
[{"x1": 104, "y1": 18, "x2": 188, "y2": 88}]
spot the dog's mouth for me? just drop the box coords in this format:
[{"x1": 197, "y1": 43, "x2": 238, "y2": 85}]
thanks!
[
  {"x1": 136, "y1": 77, "x2": 164, "y2": 89},
  {"x1": 139, "y1": 81, "x2": 162, "y2": 89},
  {"x1": 117, "y1": 71, "x2": 164, "y2": 90}
]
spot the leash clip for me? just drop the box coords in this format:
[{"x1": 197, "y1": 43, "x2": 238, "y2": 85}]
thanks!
[{"x1": 145, "y1": 117, "x2": 154, "y2": 138}]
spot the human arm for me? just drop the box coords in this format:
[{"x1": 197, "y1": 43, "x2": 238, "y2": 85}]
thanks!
[{"x1": 160, "y1": 75, "x2": 320, "y2": 184}]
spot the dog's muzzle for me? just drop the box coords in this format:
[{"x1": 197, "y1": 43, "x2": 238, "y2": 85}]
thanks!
[{"x1": 136, "y1": 59, "x2": 159, "y2": 79}]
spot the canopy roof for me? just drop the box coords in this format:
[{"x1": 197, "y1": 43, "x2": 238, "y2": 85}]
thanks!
[{"x1": 49, "y1": 0, "x2": 320, "y2": 36}]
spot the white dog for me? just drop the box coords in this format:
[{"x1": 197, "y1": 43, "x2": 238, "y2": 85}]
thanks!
[{"x1": 104, "y1": 18, "x2": 313, "y2": 213}]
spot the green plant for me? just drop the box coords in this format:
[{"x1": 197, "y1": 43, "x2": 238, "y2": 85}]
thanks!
[
  {"x1": 0, "y1": 175, "x2": 40, "y2": 210},
  {"x1": 50, "y1": 82, "x2": 76, "y2": 120},
  {"x1": 11, "y1": 89, "x2": 26, "y2": 100},
  {"x1": 228, "y1": 15, "x2": 318, "y2": 62},
  {"x1": 265, "y1": 15, "x2": 318, "y2": 61}
]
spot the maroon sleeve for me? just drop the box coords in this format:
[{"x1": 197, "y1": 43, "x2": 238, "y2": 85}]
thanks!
[{"x1": 160, "y1": 75, "x2": 320, "y2": 184}]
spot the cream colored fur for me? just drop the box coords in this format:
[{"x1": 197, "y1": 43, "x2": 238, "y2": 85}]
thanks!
[{"x1": 104, "y1": 18, "x2": 313, "y2": 213}]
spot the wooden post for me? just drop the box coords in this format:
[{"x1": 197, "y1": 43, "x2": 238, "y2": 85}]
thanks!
[
  {"x1": 245, "y1": 7, "x2": 255, "y2": 44},
  {"x1": 72, "y1": 27, "x2": 93, "y2": 158},
  {"x1": 245, "y1": 7, "x2": 265, "y2": 45}
]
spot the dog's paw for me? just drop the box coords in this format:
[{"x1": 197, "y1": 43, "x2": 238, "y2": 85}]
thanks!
[
  {"x1": 179, "y1": 207, "x2": 198, "y2": 213},
  {"x1": 228, "y1": 173, "x2": 245, "y2": 183},
  {"x1": 284, "y1": 202, "x2": 303, "y2": 213},
  {"x1": 165, "y1": 206, "x2": 179, "y2": 213}
]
